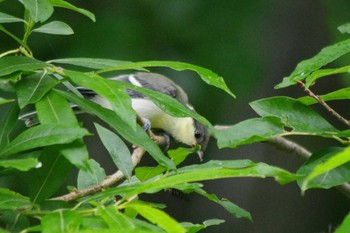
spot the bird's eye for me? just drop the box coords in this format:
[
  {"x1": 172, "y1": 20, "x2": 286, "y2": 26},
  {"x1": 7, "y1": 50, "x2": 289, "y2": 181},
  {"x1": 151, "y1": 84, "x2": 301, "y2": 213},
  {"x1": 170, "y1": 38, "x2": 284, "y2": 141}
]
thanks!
[{"x1": 194, "y1": 130, "x2": 201, "y2": 139}]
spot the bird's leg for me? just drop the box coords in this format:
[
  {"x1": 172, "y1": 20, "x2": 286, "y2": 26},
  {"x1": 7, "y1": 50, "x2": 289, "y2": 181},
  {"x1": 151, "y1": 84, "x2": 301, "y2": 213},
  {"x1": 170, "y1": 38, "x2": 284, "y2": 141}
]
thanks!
[{"x1": 141, "y1": 117, "x2": 151, "y2": 132}]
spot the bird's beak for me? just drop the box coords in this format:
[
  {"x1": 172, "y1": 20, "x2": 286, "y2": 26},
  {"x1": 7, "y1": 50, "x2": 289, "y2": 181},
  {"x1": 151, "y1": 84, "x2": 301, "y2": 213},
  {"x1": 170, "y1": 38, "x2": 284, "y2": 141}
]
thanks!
[{"x1": 197, "y1": 150, "x2": 204, "y2": 162}]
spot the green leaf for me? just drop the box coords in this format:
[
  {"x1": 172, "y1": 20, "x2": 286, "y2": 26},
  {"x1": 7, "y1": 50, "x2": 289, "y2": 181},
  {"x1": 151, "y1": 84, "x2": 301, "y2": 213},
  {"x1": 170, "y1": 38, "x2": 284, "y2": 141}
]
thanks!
[
  {"x1": 0, "y1": 103, "x2": 19, "y2": 148},
  {"x1": 15, "y1": 72, "x2": 59, "y2": 108},
  {"x1": 338, "y1": 23, "x2": 350, "y2": 34},
  {"x1": 49, "y1": 58, "x2": 137, "y2": 70},
  {"x1": 135, "y1": 166, "x2": 166, "y2": 182},
  {"x1": 55, "y1": 89, "x2": 175, "y2": 170},
  {"x1": 21, "y1": 0, "x2": 54, "y2": 23},
  {"x1": 335, "y1": 213, "x2": 350, "y2": 233},
  {"x1": 80, "y1": 216, "x2": 108, "y2": 230},
  {"x1": 250, "y1": 96, "x2": 339, "y2": 134},
  {"x1": 0, "y1": 125, "x2": 90, "y2": 158},
  {"x1": 0, "y1": 12, "x2": 25, "y2": 23},
  {"x1": 33, "y1": 21, "x2": 74, "y2": 35},
  {"x1": 58, "y1": 140, "x2": 90, "y2": 171},
  {"x1": 126, "y1": 201, "x2": 186, "y2": 233},
  {"x1": 64, "y1": 70, "x2": 137, "y2": 131},
  {"x1": 97, "y1": 61, "x2": 235, "y2": 98},
  {"x1": 77, "y1": 159, "x2": 106, "y2": 190},
  {"x1": 97, "y1": 205, "x2": 134, "y2": 230},
  {"x1": 26, "y1": 149, "x2": 72, "y2": 203},
  {"x1": 49, "y1": 0, "x2": 95, "y2": 22},
  {"x1": 298, "y1": 87, "x2": 350, "y2": 105},
  {"x1": 41, "y1": 210, "x2": 81, "y2": 233},
  {"x1": 168, "y1": 146, "x2": 200, "y2": 166},
  {"x1": 216, "y1": 116, "x2": 285, "y2": 149},
  {"x1": 304, "y1": 65, "x2": 350, "y2": 88},
  {"x1": 87, "y1": 160, "x2": 297, "y2": 202},
  {"x1": 95, "y1": 123, "x2": 133, "y2": 181},
  {"x1": 0, "y1": 56, "x2": 51, "y2": 77},
  {"x1": 0, "y1": 188, "x2": 31, "y2": 209},
  {"x1": 275, "y1": 39, "x2": 350, "y2": 88},
  {"x1": 301, "y1": 146, "x2": 350, "y2": 192},
  {"x1": 298, "y1": 148, "x2": 350, "y2": 191},
  {"x1": 182, "y1": 219, "x2": 225, "y2": 233},
  {"x1": 0, "y1": 151, "x2": 41, "y2": 171},
  {"x1": 0, "y1": 97, "x2": 14, "y2": 105},
  {"x1": 35, "y1": 91, "x2": 78, "y2": 126},
  {"x1": 0, "y1": 210, "x2": 29, "y2": 232},
  {"x1": 195, "y1": 188, "x2": 252, "y2": 221}
]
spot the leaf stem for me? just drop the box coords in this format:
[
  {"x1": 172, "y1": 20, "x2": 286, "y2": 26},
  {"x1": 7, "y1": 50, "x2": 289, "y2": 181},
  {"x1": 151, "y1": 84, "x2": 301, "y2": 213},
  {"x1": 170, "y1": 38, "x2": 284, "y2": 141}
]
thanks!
[{"x1": 297, "y1": 81, "x2": 350, "y2": 128}]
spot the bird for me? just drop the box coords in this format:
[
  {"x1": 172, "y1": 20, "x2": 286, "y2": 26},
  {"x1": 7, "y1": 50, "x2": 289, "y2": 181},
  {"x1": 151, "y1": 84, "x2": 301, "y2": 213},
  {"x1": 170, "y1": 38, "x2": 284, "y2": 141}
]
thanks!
[{"x1": 20, "y1": 72, "x2": 210, "y2": 161}]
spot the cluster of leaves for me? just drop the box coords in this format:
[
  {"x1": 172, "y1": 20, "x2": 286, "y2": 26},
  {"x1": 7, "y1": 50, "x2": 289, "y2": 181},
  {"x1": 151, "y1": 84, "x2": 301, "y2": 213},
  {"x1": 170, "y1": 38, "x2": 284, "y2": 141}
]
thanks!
[{"x1": 0, "y1": 1, "x2": 349, "y2": 232}]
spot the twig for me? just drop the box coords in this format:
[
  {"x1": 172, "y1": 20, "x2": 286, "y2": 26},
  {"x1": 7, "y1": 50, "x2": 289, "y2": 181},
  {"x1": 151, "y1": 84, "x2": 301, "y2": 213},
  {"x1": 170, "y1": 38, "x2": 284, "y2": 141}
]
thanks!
[{"x1": 297, "y1": 81, "x2": 350, "y2": 127}]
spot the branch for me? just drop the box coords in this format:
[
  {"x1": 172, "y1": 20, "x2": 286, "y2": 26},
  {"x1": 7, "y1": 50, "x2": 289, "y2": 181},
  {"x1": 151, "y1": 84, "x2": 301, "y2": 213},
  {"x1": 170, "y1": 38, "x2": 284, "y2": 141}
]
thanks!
[
  {"x1": 297, "y1": 81, "x2": 350, "y2": 127},
  {"x1": 53, "y1": 147, "x2": 146, "y2": 202}
]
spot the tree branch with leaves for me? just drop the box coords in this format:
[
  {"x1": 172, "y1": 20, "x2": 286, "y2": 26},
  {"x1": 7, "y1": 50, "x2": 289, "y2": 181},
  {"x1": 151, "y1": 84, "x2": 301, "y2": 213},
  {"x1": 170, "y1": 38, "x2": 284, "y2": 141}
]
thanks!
[{"x1": 0, "y1": 1, "x2": 349, "y2": 233}]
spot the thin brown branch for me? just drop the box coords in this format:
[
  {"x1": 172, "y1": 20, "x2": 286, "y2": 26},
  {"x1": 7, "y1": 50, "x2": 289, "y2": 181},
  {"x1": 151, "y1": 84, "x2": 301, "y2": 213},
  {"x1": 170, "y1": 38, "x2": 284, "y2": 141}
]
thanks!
[
  {"x1": 297, "y1": 81, "x2": 350, "y2": 127},
  {"x1": 52, "y1": 147, "x2": 146, "y2": 202}
]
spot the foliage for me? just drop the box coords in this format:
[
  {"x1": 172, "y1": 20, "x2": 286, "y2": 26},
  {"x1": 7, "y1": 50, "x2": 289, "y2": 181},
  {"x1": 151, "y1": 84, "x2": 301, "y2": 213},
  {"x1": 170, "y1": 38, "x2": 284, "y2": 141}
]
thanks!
[{"x1": 0, "y1": 1, "x2": 349, "y2": 232}]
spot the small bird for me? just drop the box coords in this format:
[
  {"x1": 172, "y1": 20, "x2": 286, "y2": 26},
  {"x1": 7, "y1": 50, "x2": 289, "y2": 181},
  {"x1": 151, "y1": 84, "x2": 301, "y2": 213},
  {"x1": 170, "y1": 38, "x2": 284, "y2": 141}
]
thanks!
[
  {"x1": 79, "y1": 72, "x2": 210, "y2": 160},
  {"x1": 20, "y1": 72, "x2": 210, "y2": 160}
]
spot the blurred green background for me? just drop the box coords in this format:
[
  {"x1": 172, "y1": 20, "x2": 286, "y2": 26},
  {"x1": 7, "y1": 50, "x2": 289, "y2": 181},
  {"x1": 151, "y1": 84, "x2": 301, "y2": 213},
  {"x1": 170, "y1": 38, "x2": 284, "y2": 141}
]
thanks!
[{"x1": 1, "y1": 0, "x2": 350, "y2": 232}]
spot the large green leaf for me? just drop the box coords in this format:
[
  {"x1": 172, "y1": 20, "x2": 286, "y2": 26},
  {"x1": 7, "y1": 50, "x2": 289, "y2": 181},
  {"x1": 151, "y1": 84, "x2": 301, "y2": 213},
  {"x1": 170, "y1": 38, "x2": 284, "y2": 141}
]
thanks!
[
  {"x1": 0, "y1": 56, "x2": 51, "y2": 77},
  {"x1": 21, "y1": 0, "x2": 54, "y2": 23},
  {"x1": 250, "y1": 96, "x2": 339, "y2": 134},
  {"x1": 35, "y1": 91, "x2": 78, "y2": 126},
  {"x1": 55, "y1": 89, "x2": 175, "y2": 170},
  {"x1": 95, "y1": 123, "x2": 133, "y2": 181},
  {"x1": 64, "y1": 70, "x2": 137, "y2": 131},
  {"x1": 15, "y1": 72, "x2": 59, "y2": 108},
  {"x1": 97, "y1": 61, "x2": 235, "y2": 98},
  {"x1": 297, "y1": 148, "x2": 350, "y2": 191},
  {"x1": 0, "y1": 125, "x2": 90, "y2": 158},
  {"x1": 275, "y1": 39, "x2": 350, "y2": 88},
  {"x1": 300, "y1": 146, "x2": 350, "y2": 192},
  {"x1": 49, "y1": 58, "x2": 137, "y2": 70},
  {"x1": 85, "y1": 160, "x2": 297, "y2": 202},
  {"x1": 49, "y1": 0, "x2": 95, "y2": 22},
  {"x1": 33, "y1": 21, "x2": 74, "y2": 35},
  {"x1": 0, "y1": 12, "x2": 25, "y2": 23},
  {"x1": 77, "y1": 159, "x2": 106, "y2": 190},
  {"x1": 0, "y1": 103, "x2": 19, "y2": 147},
  {"x1": 298, "y1": 87, "x2": 350, "y2": 105},
  {"x1": 126, "y1": 201, "x2": 186, "y2": 233},
  {"x1": 0, "y1": 188, "x2": 31, "y2": 210},
  {"x1": 216, "y1": 116, "x2": 285, "y2": 149},
  {"x1": 41, "y1": 210, "x2": 81, "y2": 233},
  {"x1": 26, "y1": 149, "x2": 72, "y2": 203}
]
